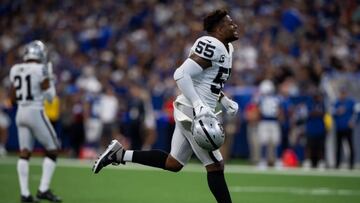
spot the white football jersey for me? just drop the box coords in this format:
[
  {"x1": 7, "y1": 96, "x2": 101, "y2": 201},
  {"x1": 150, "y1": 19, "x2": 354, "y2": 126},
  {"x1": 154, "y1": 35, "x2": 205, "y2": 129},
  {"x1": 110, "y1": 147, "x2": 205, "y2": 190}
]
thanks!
[
  {"x1": 9, "y1": 62, "x2": 49, "y2": 108},
  {"x1": 176, "y1": 36, "x2": 233, "y2": 110}
]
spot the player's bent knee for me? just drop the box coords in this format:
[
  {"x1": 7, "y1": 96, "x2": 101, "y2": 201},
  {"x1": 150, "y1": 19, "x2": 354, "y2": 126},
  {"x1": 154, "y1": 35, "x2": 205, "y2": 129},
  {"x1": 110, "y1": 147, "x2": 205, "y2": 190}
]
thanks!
[
  {"x1": 205, "y1": 160, "x2": 224, "y2": 172},
  {"x1": 167, "y1": 164, "x2": 183, "y2": 172},
  {"x1": 19, "y1": 149, "x2": 32, "y2": 160},
  {"x1": 165, "y1": 155, "x2": 183, "y2": 172},
  {"x1": 45, "y1": 150, "x2": 58, "y2": 162}
]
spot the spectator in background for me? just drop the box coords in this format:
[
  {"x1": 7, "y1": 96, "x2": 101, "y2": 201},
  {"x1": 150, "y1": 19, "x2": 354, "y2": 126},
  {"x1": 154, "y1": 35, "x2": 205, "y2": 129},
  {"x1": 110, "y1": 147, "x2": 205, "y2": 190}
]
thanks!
[
  {"x1": 76, "y1": 66, "x2": 102, "y2": 94},
  {"x1": 123, "y1": 82, "x2": 151, "y2": 149},
  {"x1": 0, "y1": 88, "x2": 11, "y2": 157},
  {"x1": 62, "y1": 90, "x2": 85, "y2": 158},
  {"x1": 141, "y1": 89, "x2": 157, "y2": 150},
  {"x1": 75, "y1": 65, "x2": 103, "y2": 158},
  {"x1": 99, "y1": 85, "x2": 120, "y2": 150},
  {"x1": 332, "y1": 88, "x2": 356, "y2": 169},
  {"x1": 82, "y1": 90, "x2": 102, "y2": 159},
  {"x1": 244, "y1": 102, "x2": 260, "y2": 164},
  {"x1": 304, "y1": 89, "x2": 326, "y2": 169},
  {"x1": 256, "y1": 80, "x2": 283, "y2": 169},
  {"x1": 278, "y1": 78, "x2": 298, "y2": 156}
]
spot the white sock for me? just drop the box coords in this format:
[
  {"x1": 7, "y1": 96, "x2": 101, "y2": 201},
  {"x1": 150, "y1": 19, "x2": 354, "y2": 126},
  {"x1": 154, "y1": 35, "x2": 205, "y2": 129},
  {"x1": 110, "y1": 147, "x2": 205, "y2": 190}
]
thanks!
[
  {"x1": 123, "y1": 150, "x2": 134, "y2": 162},
  {"x1": 17, "y1": 159, "x2": 30, "y2": 197},
  {"x1": 39, "y1": 157, "x2": 56, "y2": 192}
]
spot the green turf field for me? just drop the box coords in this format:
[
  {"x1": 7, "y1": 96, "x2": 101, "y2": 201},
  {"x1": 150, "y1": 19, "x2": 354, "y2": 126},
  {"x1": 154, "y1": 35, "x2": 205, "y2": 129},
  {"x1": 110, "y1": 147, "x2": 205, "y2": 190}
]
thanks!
[{"x1": 1, "y1": 157, "x2": 360, "y2": 203}]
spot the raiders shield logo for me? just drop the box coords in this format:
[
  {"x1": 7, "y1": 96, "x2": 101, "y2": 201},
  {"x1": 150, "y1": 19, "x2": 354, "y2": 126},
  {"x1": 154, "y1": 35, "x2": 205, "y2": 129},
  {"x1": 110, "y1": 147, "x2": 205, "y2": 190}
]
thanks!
[{"x1": 219, "y1": 55, "x2": 225, "y2": 63}]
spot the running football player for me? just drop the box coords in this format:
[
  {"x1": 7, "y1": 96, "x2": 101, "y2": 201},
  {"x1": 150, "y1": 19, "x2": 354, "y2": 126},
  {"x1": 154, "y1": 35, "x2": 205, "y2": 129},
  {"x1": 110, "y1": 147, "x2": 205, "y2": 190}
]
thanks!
[{"x1": 93, "y1": 9, "x2": 239, "y2": 203}]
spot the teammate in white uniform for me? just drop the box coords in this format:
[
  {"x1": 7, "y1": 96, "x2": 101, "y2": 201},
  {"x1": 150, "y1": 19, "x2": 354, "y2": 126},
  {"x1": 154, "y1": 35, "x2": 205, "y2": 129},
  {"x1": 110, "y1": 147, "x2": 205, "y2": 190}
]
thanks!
[
  {"x1": 92, "y1": 9, "x2": 239, "y2": 203},
  {"x1": 9, "y1": 41, "x2": 61, "y2": 203}
]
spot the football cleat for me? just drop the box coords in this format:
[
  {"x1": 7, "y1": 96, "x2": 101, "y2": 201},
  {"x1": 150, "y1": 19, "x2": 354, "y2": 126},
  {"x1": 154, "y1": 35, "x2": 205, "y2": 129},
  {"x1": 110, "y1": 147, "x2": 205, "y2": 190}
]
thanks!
[
  {"x1": 36, "y1": 190, "x2": 61, "y2": 202},
  {"x1": 92, "y1": 139, "x2": 124, "y2": 174},
  {"x1": 21, "y1": 195, "x2": 39, "y2": 203}
]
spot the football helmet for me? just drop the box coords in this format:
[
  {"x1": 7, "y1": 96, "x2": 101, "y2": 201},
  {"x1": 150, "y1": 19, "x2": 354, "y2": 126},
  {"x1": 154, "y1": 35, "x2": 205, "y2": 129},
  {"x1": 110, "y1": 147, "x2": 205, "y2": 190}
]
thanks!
[
  {"x1": 192, "y1": 115, "x2": 225, "y2": 151},
  {"x1": 23, "y1": 40, "x2": 47, "y2": 63}
]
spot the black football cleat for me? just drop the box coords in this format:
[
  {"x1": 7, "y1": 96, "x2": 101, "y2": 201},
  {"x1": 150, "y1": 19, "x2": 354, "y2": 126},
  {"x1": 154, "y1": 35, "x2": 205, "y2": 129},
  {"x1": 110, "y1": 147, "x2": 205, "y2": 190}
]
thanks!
[
  {"x1": 21, "y1": 195, "x2": 39, "y2": 203},
  {"x1": 36, "y1": 190, "x2": 62, "y2": 202},
  {"x1": 92, "y1": 139, "x2": 124, "y2": 174}
]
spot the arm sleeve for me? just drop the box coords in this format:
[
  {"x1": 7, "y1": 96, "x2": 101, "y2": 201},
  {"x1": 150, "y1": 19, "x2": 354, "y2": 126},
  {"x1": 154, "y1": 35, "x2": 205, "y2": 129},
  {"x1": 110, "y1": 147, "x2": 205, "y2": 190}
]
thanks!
[{"x1": 173, "y1": 58, "x2": 203, "y2": 106}]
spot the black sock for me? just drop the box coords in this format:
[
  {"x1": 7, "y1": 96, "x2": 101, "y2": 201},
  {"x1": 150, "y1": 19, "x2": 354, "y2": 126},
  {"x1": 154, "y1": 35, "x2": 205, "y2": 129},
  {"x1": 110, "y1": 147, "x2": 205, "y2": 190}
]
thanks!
[
  {"x1": 132, "y1": 150, "x2": 168, "y2": 169},
  {"x1": 207, "y1": 170, "x2": 232, "y2": 203}
]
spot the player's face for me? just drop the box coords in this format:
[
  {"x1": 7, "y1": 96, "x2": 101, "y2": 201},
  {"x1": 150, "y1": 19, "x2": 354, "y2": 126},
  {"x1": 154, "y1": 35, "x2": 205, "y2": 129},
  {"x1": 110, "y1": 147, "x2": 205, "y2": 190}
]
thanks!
[{"x1": 220, "y1": 15, "x2": 239, "y2": 42}]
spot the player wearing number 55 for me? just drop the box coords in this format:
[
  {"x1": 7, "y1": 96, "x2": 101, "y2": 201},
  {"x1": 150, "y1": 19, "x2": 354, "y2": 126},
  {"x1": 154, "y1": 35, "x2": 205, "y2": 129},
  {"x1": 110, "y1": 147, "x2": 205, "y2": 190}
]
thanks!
[
  {"x1": 93, "y1": 9, "x2": 239, "y2": 203},
  {"x1": 9, "y1": 41, "x2": 62, "y2": 203}
]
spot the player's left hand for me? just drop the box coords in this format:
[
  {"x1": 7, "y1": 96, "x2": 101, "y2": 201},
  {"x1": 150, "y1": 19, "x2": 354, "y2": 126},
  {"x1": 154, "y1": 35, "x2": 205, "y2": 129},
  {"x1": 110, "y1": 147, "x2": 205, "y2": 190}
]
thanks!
[{"x1": 220, "y1": 96, "x2": 238, "y2": 116}]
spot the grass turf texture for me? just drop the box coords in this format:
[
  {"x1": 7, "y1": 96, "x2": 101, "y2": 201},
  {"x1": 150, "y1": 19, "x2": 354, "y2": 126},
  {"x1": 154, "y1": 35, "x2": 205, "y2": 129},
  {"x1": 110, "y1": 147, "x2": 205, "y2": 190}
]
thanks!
[{"x1": 1, "y1": 157, "x2": 360, "y2": 203}]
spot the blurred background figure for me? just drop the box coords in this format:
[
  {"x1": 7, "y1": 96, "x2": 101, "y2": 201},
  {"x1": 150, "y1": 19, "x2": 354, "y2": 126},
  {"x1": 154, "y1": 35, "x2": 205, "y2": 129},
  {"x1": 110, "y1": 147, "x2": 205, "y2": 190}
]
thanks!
[
  {"x1": 332, "y1": 88, "x2": 356, "y2": 169},
  {"x1": 99, "y1": 85, "x2": 120, "y2": 151},
  {"x1": 141, "y1": 89, "x2": 157, "y2": 150},
  {"x1": 123, "y1": 82, "x2": 157, "y2": 150},
  {"x1": 304, "y1": 89, "x2": 327, "y2": 169},
  {"x1": 244, "y1": 101, "x2": 260, "y2": 164},
  {"x1": 0, "y1": 88, "x2": 11, "y2": 157},
  {"x1": 256, "y1": 80, "x2": 283, "y2": 169},
  {"x1": 81, "y1": 89, "x2": 102, "y2": 159},
  {"x1": 76, "y1": 66, "x2": 102, "y2": 94},
  {"x1": 61, "y1": 89, "x2": 85, "y2": 158}
]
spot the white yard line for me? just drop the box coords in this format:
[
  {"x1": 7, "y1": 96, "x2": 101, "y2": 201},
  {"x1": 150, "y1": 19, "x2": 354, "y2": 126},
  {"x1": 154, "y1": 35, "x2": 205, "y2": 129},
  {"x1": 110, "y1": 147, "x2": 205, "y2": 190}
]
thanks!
[
  {"x1": 229, "y1": 186, "x2": 360, "y2": 196},
  {"x1": 1, "y1": 157, "x2": 360, "y2": 178}
]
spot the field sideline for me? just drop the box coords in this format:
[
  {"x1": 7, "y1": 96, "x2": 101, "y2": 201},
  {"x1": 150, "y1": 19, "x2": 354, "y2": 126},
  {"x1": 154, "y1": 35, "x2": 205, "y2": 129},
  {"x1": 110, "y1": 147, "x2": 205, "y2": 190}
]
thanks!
[{"x1": 1, "y1": 156, "x2": 360, "y2": 203}]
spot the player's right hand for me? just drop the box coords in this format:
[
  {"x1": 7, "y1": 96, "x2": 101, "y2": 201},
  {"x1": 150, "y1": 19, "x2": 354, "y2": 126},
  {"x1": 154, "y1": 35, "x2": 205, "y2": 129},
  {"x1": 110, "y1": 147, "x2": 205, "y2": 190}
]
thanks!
[{"x1": 193, "y1": 100, "x2": 216, "y2": 118}]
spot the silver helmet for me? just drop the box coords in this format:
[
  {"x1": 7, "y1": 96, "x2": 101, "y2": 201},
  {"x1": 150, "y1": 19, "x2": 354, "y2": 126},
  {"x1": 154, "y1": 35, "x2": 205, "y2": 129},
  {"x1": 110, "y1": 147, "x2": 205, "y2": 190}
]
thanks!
[
  {"x1": 192, "y1": 115, "x2": 225, "y2": 151},
  {"x1": 23, "y1": 40, "x2": 47, "y2": 62}
]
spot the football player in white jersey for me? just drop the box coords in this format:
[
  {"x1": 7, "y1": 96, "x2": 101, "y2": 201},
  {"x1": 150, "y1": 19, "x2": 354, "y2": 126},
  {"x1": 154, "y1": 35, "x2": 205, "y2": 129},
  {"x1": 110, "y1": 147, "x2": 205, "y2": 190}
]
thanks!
[
  {"x1": 92, "y1": 9, "x2": 239, "y2": 203},
  {"x1": 9, "y1": 41, "x2": 61, "y2": 203}
]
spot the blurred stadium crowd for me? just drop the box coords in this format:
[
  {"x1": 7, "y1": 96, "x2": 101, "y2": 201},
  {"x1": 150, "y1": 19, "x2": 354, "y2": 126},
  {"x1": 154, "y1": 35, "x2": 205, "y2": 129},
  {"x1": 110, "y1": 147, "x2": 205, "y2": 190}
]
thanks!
[{"x1": 0, "y1": 0, "x2": 360, "y2": 169}]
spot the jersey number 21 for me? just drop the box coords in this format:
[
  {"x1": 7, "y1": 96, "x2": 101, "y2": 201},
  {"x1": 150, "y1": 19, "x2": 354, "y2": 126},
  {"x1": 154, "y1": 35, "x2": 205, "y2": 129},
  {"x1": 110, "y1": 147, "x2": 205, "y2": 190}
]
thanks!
[{"x1": 14, "y1": 75, "x2": 34, "y2": 101}]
